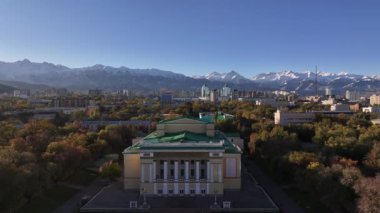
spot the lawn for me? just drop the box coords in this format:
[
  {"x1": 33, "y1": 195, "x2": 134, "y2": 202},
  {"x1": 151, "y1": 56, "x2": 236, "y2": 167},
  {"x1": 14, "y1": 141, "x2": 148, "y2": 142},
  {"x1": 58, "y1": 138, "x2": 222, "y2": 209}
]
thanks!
[
  {"x1": 67, "y1": 170, "x2": 98, "y2": 186},
  {"x1": 87, "y1": 153, "x2": 119, "y2": 172},
  {"x1": 17, "y1": 185, "x2": 79, "y2": 213}
]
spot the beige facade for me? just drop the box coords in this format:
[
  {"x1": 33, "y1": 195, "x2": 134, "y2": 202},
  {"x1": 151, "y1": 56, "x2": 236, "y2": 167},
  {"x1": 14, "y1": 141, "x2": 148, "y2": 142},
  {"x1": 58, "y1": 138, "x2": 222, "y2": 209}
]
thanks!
[
  {"x1": 370, "y1": 94, "x2": 380, "y2": 106},
  {"x1": 123, "y1": 118, "x2": 241, "y2": 196},
  {"x1": 274, "y1": 109, "x2": 315, "y2": 126}
]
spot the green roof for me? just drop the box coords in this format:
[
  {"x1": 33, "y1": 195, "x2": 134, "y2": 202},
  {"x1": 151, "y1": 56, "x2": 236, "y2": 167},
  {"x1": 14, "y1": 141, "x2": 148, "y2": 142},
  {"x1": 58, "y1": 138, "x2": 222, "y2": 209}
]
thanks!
[
  {"x1": 159, "y1": 117, "x2": 212, "y2": 124},
  {"x1": 144, "y1": 131, "x2": 213, "y2": 143},
  {"x1": 123, "y1": 130, "x2": 240, "y2": 154}
]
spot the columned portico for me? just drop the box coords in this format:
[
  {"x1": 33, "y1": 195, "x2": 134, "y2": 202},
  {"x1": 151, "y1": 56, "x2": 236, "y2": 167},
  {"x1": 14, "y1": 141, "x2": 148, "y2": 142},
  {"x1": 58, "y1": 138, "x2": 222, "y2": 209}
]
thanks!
[{"x1": 123, "y1": 117, "x2": 242, "y2": 196}]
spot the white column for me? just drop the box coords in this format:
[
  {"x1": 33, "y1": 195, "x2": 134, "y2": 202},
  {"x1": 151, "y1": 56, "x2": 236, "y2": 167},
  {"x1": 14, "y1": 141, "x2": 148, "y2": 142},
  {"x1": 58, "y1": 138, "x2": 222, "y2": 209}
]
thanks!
[
  {"x1": 174, "y1": 161, "x2": 179, "y2": 181},
  {"x1": 210, "y1": 163, "x2": 214, "y2": 182},
  {"x1": 206, "y1": 161, "x2": 210, "y2": 181},
  {"x1": 153, "y1": 161, "x2": 156, "y2": 181},
  {"x1": 218, "y1": 164, "x2": 222, "y2": 183},
  {"x1": 149, "y1": 163, "x2": 153, "y2": 182},
  {"x1": 141, "y1": 164, "x2": 145, "y2": 182},
  {"x1": 195, "y1": 161, "x2": 200, "y2": 181},
  {"x1": 164, "y1": 161, "x2": 168, "y2": 181},
  {"x1": 185, "y1": 161, "x2": 189, "y2": 181}
]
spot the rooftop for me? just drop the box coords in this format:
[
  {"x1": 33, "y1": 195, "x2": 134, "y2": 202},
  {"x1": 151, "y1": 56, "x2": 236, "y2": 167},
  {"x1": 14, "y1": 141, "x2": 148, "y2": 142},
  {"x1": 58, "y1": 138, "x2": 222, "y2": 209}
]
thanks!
[{"x1": 123, "y1": 131, "x2": 240, "y2": 154}]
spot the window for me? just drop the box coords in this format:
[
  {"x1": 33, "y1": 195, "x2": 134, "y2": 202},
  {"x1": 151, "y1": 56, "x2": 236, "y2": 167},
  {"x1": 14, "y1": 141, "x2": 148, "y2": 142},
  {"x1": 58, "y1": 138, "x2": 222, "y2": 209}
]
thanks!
[
  {"x1": 168, "y1": 190, "x2": 173, "y2": 194},
  {"x1": 201, "y1": 189, "x2": 206, "y2": 194},
  {"x1": 170, "y1": 169, "x2": 174, "y2": 178},
  {"x1": 160, "y1": 169, "x2": 164, "y2": 179},
  {"x1": 201, "y1": 160, "x2": 205, "y2": 164},
  {"x1": 223, "y1": 201, "x2": 231, "y2": 208},
  {"x1": 190, "y1": 169, "x2": 195, "y2": 177},
  {"x1": 181, "y1": 160, "x2": 185, "y2": 164},
  {"x1": 190, "y1": 189, "x2": 195, "y2": 194},
  {"x1": 130, "y1": 201, "x2": 137, "y2": 208},
  {"x1": 170, "y1": 160, "x2": 174, "y2": 165},
  {"x1": 191, "y1": 160, "x2": 195, "y2": 165},
  {"x1": 180, "y1": 169, "x2": 184, "y2": 177},
  {"x1": 201, "y1": 169, "x2": 205, "y2": 179},
  {"x1": 179, "y1": 189, "x2": 184, "y2": 194},
  {"x1": 160, "y1": 160, "x2": 164, "y2": 165},
  {"x1": 158, "y1": 189, "x2": 163, "y2": 194}
]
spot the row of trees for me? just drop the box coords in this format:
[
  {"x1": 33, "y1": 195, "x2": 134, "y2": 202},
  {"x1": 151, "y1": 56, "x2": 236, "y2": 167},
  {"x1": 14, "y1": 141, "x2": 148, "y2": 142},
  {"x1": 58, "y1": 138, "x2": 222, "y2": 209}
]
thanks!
[
  {"x1": 248, "y1": 114, "x2": 380, "y2": 212},
  {"x1": 0, "y1": 119, "x2": 135, "y2": 212}
]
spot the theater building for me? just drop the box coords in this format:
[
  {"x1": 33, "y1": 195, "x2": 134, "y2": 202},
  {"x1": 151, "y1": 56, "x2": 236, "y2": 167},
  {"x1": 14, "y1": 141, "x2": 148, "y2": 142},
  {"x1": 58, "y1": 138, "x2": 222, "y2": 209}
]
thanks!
[{"x1": 123, "y1": 117, "x2": 242, "y2": 196}]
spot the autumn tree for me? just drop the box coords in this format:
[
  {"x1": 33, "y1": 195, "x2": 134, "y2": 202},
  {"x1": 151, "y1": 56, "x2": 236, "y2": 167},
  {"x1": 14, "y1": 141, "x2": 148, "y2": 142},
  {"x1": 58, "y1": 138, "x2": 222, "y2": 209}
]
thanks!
[{"x1": 354, "y1": 174, "x2": 380, "y2": 213}]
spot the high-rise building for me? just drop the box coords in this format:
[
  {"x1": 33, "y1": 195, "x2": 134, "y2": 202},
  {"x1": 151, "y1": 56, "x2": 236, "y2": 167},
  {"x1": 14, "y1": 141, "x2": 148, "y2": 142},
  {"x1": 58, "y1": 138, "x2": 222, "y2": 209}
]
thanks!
[
  {"x1": 370, "y1": 94, "x2": 380, "y2": 106},
  {"x1": 220, "y1": 84, "x2": 231, "y2": 97},
  {"x1": 325, "y1": 87, "x2": 332, "y2": 96},
  {"x1": 160, "y1": 92, "x2": 173, "y2": 107},
  {"x1": 345, "y1": 90, "x2": 360, "y2": 101},
  {"x1": 210, "y1": 89, "x2": 218, "y2": 102},
  {"x1": 201, "y1": 84, "x2": 210, "y2": 98}
]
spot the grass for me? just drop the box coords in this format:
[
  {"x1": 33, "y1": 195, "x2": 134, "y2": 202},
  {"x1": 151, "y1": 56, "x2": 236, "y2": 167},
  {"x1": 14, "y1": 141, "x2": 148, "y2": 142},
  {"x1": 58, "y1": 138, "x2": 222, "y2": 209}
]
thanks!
[
  {"x1": 17, "y1": 185, "x2": 79, "y2": 213},
  {"x1": 88, "y1": 153, "x2": 119, "y2": 172},
  {"x1": 67, "y1": 170, "x2": 98, "y2": 186}
]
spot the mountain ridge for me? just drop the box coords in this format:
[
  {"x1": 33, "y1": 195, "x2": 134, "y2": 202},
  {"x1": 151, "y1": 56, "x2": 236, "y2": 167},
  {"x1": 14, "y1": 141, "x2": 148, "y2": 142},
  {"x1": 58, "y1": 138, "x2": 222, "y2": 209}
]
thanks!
[{"x1": 0, "y1": 59, "x2": 379, "y2": 94}]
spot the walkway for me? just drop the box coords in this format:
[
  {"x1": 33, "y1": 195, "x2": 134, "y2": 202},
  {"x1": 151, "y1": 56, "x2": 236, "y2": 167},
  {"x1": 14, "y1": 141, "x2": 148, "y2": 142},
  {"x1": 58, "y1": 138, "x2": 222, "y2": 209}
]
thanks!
[{"x1": 54, "y1": 178, "x2": 107, "y2": 213}]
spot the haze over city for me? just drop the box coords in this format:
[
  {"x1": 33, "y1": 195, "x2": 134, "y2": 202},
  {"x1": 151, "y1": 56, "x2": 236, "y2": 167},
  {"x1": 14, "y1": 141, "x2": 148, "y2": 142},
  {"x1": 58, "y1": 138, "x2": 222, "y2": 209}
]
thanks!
[{"x1": 1, "y1": 0, "x2": 380, "y2": 76}]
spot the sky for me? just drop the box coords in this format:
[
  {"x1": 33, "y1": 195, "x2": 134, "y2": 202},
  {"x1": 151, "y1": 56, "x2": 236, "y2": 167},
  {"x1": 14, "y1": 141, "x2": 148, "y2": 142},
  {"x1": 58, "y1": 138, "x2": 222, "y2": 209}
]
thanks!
[{"x1": 0, "y1": 0, "x2": 380, "y2": 77}]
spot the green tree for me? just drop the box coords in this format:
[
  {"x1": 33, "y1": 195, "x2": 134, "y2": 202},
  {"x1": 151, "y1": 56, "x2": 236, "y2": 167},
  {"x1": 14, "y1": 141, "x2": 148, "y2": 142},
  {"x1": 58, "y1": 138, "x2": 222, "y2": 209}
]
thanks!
[{"x1": 99, "y1": 161, "x2": 122, "y2": 182}]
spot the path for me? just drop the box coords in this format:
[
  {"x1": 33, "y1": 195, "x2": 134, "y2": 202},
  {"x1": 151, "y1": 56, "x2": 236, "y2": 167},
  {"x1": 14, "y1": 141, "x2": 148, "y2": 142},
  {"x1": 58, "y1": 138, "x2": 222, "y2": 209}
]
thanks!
[{"x1": 53, "y1": 178, "x2": 107, "y2": 213}]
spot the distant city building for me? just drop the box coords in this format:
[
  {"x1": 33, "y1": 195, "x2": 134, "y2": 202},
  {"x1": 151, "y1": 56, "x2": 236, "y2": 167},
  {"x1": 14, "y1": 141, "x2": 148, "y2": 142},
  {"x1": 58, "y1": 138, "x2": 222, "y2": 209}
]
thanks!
[
  {"x1": 51, "y1": 97, "x2": 91, "y2": 108},
  {"x1": 346, "y1": 90, "x2": 360, "y2": 101},
  {"x1": 330, "y1": 103, "x2": 350, "y2": 112},
  {"x1": 88, "y1": 89, "x2": 102, "y2": 96},
  {"x1": 305, "y1": 96, "x2": 321, "y2": 103},
  {"x1": 13, "y1": 89, "x2": 30, "y2": 99},
  {"x1": 370, "y1": 94, "x2": 380, "y2": 106},
  {"x1": 220, "y1": 84, "x2": 232, "y2": 97},
  {"x1": 349, "y1": 102, "x2": 361, "y2": 112},
  {"x1": 362, "y1": 106, "x2": 380, "y2": 114},
  {"x1": 325, "y1": 87, "x2": 332, "y2": 96},
  {"x1": 199, "y1": 112, "x2": 234, "y2": 123},
  {"x1": 321, "y1": 98, "x2": 336, "y2": 105},
  {"x1": 274, "y1": 109, "x2": 315, "y2": 126},
  {"x1": 210, "y1": 89, "x2": 218, "y2": 102},
  {"x1": 160, "y1": 92, "x2": 173, "y2": 107},
  {"x1": 201, "y1": 84, "x2": 210, "y2": 98},
  {"x1": 255, "y1": 98, "x2": 276, "y2": 107}
]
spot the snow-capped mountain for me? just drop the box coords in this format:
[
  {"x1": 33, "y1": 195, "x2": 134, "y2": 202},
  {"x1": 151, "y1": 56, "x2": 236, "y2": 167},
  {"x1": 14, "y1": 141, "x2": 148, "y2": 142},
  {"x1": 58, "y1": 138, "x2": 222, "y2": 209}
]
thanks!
[
  {"x1": 251, "y1": 70, "x2": 371, "y2": 83},
  {"x1": 193, "y1": 71, "x2": 251, "y2": 84},
  {"x1": 0, "y1": 59, "x2": 379, "y2": 93}
]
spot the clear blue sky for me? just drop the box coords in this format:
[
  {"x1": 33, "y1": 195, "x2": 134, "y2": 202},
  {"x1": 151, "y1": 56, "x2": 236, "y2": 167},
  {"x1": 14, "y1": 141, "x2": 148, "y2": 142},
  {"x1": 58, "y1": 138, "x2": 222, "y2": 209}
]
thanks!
[{"x1": 0, "y1": 0, "x2": 379, "y2": 77}]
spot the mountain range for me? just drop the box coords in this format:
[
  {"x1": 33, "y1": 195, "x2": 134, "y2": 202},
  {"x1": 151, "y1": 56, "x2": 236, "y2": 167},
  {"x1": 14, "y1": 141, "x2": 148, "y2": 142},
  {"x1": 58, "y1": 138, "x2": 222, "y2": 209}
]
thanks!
[{"x1": 0, "y1": 59, "x2": 379, "y2": 94}]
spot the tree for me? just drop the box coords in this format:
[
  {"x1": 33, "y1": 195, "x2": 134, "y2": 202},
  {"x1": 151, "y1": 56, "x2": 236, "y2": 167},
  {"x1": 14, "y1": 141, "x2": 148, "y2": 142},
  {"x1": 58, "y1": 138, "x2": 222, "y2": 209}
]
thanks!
[
  {"x1": 22, "y1": 119, "x2": 57, "y2": 154},
  {"x1": 354, "y1": 174, "x2": 380, "y2": 213},
  {"x1": 99, "y1": 161, "x2": 122, "y2": 182},
  {"x1": 364, "y1": 142, "x2": 380, "y2": 173},
  {"x1": 0, "y1": 121, "x2": 18, "y2": 145},
  {"x1": 43, "y1": 140, "x2": 91, "y2": 181}
]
